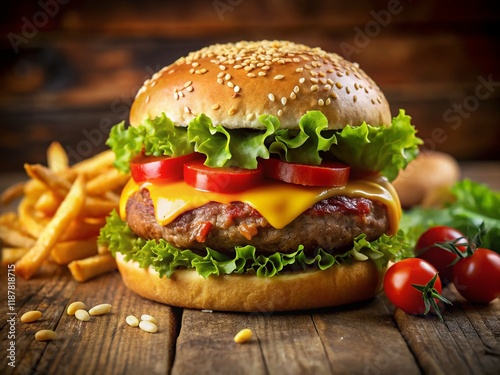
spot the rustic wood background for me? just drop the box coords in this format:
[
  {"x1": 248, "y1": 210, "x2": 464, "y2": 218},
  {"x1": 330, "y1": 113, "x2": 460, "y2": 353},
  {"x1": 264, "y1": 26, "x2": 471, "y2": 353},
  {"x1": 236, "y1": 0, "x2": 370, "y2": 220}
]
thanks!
[{"x1": 1, "y1": 0, "x2": 499, "y2": 172}]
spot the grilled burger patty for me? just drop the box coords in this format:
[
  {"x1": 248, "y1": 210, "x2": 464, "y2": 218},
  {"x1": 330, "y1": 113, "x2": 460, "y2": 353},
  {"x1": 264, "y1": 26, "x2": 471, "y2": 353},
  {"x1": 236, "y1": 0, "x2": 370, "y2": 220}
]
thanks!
[{"x1": 126, "y1": 188, "x2": 390, "y2": 255}]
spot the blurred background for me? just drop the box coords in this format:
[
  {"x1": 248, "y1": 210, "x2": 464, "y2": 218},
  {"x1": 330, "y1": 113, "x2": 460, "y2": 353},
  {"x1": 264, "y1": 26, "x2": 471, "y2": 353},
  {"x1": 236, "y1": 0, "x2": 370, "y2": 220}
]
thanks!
[{"x1": 1, "y1": 0, "x2": 499, "y2": 172}]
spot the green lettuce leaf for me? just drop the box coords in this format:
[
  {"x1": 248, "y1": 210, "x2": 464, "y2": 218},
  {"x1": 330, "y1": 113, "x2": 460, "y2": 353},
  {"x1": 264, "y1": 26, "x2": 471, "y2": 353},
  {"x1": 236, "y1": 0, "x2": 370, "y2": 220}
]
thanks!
[
  {"x1": 399, "y1": 179, "x2": 500, "y2": 253},
  {"x1": 269, "y1": 111, "x2": 337, "y2": 165},
  {"x1": 330, "y1": 110, "x2": 422, "y2": 181},
  {"x1": 106, "y1": 114, "x2": 194, "y2": 173},
  {"x1": 99, "y1": 210, "x2": 410, "y2": 279},
  {"x1": 106, "y1": 109, "x2": 421, "y2": 178}
]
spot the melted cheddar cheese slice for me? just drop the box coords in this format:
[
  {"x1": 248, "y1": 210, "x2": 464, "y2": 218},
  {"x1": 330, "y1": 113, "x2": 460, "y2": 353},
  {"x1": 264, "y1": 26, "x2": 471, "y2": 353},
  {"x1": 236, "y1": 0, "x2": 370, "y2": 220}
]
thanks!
[{"x1": 120, "y1": 176, "x2": 402, "y2": 235}]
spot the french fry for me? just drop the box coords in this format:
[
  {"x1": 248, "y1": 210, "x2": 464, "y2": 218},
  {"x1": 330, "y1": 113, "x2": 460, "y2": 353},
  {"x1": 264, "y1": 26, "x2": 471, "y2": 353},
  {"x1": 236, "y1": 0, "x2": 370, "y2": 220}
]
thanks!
[
  {"x1": 68, "y1": 253, "x2": 117, "y2": 282},
  {"x1": 70, "y1": 150, "x2": 115, "y2": 179},
  {"x1": 51, "y1": 238, "x2": 98, "y2": 265},
  {"x1": 47, "y1": 141, "x2": 69, "y2": 173},
  {"x1": 34, "y1": 191, "x2": 61, "y2": 216},
  {"x1": 18, "y1": 197, "x2": 49, "y2": 238},
  {"x1": 86, "y1": 168, "x2": 130, "y2": 196},
  {"x1": 80, "y1": 196, "x2": 119, "y2": 218},
  {"x1": 16, "y1": 175, "x2": 86, "y2": 280},
  {"x1": 0, "y1": 181, "x2": 26, "y2": 205},
  {"x1": 0, "y1": 224, "x2": 36, "y2": 248},
  {"x1": 2, "y1": 247, "x2": 29, "y2": 266},
  {"x1": 0, "y1": 212, "x2": 18, "y2": 226},
  {"x1": 24, "y1": 164, "x2": 71, "y2": 197},
  {"x1": 61, "y1": 218, "x2": 106, "y2": 241}
]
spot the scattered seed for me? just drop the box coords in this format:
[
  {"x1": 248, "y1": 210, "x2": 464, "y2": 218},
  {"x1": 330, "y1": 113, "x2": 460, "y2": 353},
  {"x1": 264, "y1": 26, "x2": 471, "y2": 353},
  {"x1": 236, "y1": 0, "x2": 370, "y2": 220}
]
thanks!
[
  {"x1": 67, "y1": 302, "x2": 86, "y2": 315},
  {"x1": 88, "y1": 304, "x2": 112, "y2": 316},
  {"x1": 310, "y1": 85, "x2": 319, "y2": 92},
  {"x1": 75, "y1": 309, "x2": 90, "y2": 322},
  {"x1": 234, "y1": 328, "x2": 253, "y2": 344},
  {"x1": 126, "y1": 315, "x2": 140, "y2": 327},
  {"x1": 139, "y1": 320, "x2": 158, "y2": 333},
  {"x1": 274, "y1": 74, "x2": 284, "y2": 80},
  {"x1": 35, "y1": 330, "x2": 57, "y2": 342},
  {"x1": 268, "y1": 93, "x2": 275, "y2": 102},
  {"x1": 234, "y1": 85, "x2": 240, "y2": 93},
  {"x1": 21, "y1": 311, "x2": 42, "y2": 323},
  {"x1": 281, "y1": 97, "x2": 287, "y2": 106},
  {"x1": 140, "y1": 314, "x2": 157, "y2": 324},
  {"x1": 211, "y1": 103, "x2": 220, "y2": 110}
]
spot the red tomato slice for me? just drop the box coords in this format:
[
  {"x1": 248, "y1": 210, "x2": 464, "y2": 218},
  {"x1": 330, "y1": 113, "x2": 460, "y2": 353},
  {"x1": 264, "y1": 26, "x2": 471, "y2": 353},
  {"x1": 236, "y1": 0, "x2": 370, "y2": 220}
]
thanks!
[
  {"x1": 262, "y1": 158, "x2": 350, "y2": 187},
  {"x1": 130, "y1": 153, "x2": 203, "y2": 183},
  {"x1": 183, "y1": 161, "x2": 263, "y2": 193}
]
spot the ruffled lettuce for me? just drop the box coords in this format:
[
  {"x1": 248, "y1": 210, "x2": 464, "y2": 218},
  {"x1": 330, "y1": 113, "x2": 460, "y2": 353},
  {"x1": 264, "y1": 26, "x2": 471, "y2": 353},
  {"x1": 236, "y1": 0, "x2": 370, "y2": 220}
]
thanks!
[
  {"x1": 98, "y1": 210, "x2": 410, "y2": 279},
  {"x1": 106, "y1": 110, "x2": 421, "y2": 180}
]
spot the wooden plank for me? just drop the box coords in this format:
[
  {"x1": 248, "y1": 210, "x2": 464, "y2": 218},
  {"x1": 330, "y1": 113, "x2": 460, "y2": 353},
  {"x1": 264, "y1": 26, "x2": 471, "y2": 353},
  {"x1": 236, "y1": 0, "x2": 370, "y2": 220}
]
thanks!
[
  {"x1": 392, "y1": 288, "x2": 500, "y2": 375},
  {"x1": 172, "y1": 309, "x2": 333, "y2": 375},
  {"x1": 313, "y1": 295, "x2": 420, "y2": 375},
  {"x1": 0, "y1": 268, "x2": 179, "y2": 375}
]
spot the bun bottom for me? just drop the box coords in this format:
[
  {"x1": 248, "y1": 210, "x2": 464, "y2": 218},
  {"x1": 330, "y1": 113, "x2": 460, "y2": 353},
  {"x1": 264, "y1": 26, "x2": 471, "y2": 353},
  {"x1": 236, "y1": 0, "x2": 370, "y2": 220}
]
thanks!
[{"x1": 115, "y1": 253, "x2": 385, "y2": 312}]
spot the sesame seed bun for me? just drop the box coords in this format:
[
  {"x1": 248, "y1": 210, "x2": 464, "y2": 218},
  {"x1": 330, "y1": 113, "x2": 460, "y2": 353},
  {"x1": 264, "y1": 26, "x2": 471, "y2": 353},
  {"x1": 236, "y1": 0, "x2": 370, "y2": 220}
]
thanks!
[
  {"x1": 115, "y1": 253, "x2": 385, "y2": 312},
  {"x1": 130, "y1": 40, "x2": 391, "y2": 129}
]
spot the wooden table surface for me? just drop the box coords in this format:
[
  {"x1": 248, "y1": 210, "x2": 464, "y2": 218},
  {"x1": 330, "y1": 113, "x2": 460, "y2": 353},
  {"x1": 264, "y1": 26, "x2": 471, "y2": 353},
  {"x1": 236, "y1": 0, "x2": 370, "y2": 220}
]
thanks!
[{"x1": 1, "y1": 162, "x2": 499, "y2": 375}]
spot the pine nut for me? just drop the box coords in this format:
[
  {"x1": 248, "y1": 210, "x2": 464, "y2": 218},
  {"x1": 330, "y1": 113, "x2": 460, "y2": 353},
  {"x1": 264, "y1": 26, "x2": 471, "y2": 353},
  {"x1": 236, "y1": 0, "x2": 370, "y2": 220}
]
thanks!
[
  {"x1": 139, "y1": 320, "x2": 158, "y2": 333},
  {"x1": 67, "y1": 301, "x2": 87, "y2": 315},
  {"x1": 75, "y1": 309, "x2": 90, "y2": 322},
  {"x1": 126, "y1": 315, "x2": 139, "y2": 327},
  {"x1": 21, "y1": 310, "x2": 42, "y2": 323},
  {"x1": 88, "y1": 304, "x2": 112, "y2": 316},
  {"x1": 35, "y1": 329, "x2": 57, "y2": 341},
  {"x1": 234, "y1": 328, "x2": 253, "y2": 344},
  {"x1": 140, "y1": 314, "x2": 157, "y2": 324}
]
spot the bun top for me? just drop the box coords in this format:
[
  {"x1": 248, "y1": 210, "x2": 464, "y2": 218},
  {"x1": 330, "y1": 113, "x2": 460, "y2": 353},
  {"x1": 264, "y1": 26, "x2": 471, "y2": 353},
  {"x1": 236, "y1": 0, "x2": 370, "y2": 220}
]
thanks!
[{"x1": 130, "y1": 40, "x2": 391, "y2": 129}]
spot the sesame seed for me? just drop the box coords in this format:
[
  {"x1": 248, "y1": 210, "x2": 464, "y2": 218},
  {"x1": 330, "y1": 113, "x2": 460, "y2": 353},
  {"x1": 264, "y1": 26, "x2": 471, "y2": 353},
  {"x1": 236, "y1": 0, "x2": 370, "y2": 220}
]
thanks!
[
  {"x1": 234, "y1": 64, "x2": 242, "y2": 69},
  {"x1": 327, "y1": 78, "x2": 334, "y2": 85},
  {"x1": 299, "y1": 78, "x2": 305, "y2": 84},
  {"x1": 227, "y1": 81, "x2": 234, "y2": 88},
  {"x1": 219, "y1": 65, "x2": 226, "y2": 70},
  {"x1": 371, "y1": 99, "x2": 376, "y2": 105},
  {"x1": 151, "y1": 81, "x2": 157, "y2": 87},
  {"x1": 304, "y1": 64, "x2": 312, "y2": 70},
  {"x1": 186, "y1": 86, "x2": 194, "y2": 92},
  {"x1": 310, "y1": 85, "x2": 319, "y2": 91},
  {"x1": 184, "y1": 81, "x2": 193, "y2": 88},
  {"x1": 244, "y1": 66, "x2": 253, "y2": 71},
  {"x1": 192, "y1": 62, "x2": 200, "y2": 67},
  {"x1": 184, "y1": 106, "x2": 191, "y2": 114},
  {"x1": 281, "y1": 97, "x2": 287, "y2": 105},
  {"x1": 318, "y1": 71, "x2": 326, "y2": 77},
  {"x1": 325, "y1": 98, "x2": 331, "y2": 105},
  {"x1": 268, "y1": 93, "x2": 275, "y2": 102},
  {"x1": 217, "y1": 78, "x2": 224, "y2": 85},
  {"x1": 228, "y1": 108, "x2": 237, "y2": 115},
  {"x1": 346, "y1": 87, "x2": 351, "y2": 94},
  {"x1": 225, "y1": 74, "x2": 232, "y2": 80},
  {"x1": 290, "y1": 92, "x2": 297, "y2": 100},
  {"x1": 331, "y1": 92, "x2": 338, "y2": 99},
  {"x1": 310, "y1": 71, "x2": 318, "y2": 77},
  {"x1": 234, "y1": 85, "x2": 240, "y2": 93},
  {"x1": 293, "y1": 57, "x2": 301, "y2": 62},
  {"x1": 217, "y1": 72, "x2": 225, "y2": 78},
  {"x1": 327, "y1": 69, "x2": 334, "y2": 73},
  {"x1": 247, "y1": 73, "x2": 256, "y2": 78},
  {"x1": 274, "y1": 75, "x2": 285, "y2": 80},
  {"x1": 310, "y1": 77, "x2": 319, "y2": 83},
  {"x1": 145, "y1": 95, "x2": 150, "y2": 103},
  {"x1": 258, "y1": 72, "x2": 266, "y2": 77},
  {"x1": 179, "y1": 91, "x2": 185, "y2": 98},
  {"x1": 277, "y1": 109, "x2": 283, "y2": 116},
  {"x1": 335, "y1": 82, "x2": 343, "y2": 89},
  {"x1": 212, "y1": 103, "x2": 220, "y2": 110},
  {"x1": 354, "y1": 83, "x2": 359, "y2": 90},
  {"x1": 246, "y1": 113, "x2": 255, "y2": 121},
  {"x1": 189, "y1": 68, "x2": 195, "y2": 74},
  {"x1": 353, "y1": 95, "x2": 358, "y2": 102},
  {"x1": 365, "y1": 87, "x2": 369, "y2": 94},
  {"x1": 261, "y1": 65, "x2": 270, "y2": 70},
  {"x1": 174, "y1": 92, "x2": 179, "y2": 100},
  {"x1": 324, "y1": 84, "x2": 332, "y2": 91},
  {"x1": 336, "y1": 72, "x2": 344, "y2": 77},
  {"x1": 293, "y1": 86, "x2": 300, "y2": 93},
  {"x1": 296, "y1": 67, "x2": 304, "y2": 73},
  {"x1": 318, "y1": 99, "x2": 325, "y2": 106}
]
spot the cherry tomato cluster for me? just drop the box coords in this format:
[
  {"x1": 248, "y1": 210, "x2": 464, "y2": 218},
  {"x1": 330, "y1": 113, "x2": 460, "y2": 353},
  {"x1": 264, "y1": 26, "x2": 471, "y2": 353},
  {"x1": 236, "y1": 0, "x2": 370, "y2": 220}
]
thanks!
[
  {"x1": 130, "y1": 153, "x2": 351, "y2": 193},
  {"x1": 384, "y1": 225, "x2": 500, "y2": 321}
]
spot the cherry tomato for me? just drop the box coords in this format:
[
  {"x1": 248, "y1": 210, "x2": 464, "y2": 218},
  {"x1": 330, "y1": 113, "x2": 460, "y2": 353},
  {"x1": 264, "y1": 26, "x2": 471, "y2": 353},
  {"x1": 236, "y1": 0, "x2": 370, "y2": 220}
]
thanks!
[
  {"x1": 183, "y1": 161, "x2": 263, "y2": 193},
  {"x1": 262, "y1": 158, "x2": 350, "y2": 187},
  {"x1": 130, "y1": 153, "x2": 203, "y2": 184},
  {"x1": 384, "y1": 258, "x2": 444, "y2": 316},
  {"x1": 453, "y1": 248, "x2": 500, "y2": 303},
  {"x1": 415, "y1": 226, "x2": 466, "y2": 284}
]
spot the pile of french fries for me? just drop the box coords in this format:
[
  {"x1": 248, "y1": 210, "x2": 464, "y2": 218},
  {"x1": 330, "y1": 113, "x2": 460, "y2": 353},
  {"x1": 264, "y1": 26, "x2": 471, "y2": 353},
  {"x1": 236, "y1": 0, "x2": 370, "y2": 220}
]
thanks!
[{"x1": 0, "y1": 142, "x2": 130, "y2": 281}]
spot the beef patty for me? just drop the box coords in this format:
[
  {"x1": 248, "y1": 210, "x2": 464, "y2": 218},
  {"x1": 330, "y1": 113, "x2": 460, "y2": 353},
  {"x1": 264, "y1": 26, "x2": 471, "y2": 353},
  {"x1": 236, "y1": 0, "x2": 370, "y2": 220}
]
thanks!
[{"x1": 126, "y1": 188, "x2": 390, "y2": 254}]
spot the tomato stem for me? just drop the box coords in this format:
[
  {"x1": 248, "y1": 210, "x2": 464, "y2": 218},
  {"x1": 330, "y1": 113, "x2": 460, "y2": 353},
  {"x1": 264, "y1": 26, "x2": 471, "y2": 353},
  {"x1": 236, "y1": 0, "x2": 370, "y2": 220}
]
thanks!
[{"x1": 412, "y1": 273, "x2": 452, "y2": 322}]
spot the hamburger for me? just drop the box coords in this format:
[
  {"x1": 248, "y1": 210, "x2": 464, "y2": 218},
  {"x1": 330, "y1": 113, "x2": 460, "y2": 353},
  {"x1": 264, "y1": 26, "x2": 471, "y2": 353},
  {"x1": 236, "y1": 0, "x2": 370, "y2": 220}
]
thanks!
[{"x1": 99, "y1": 40, "x2": 421, "y2": 312}]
